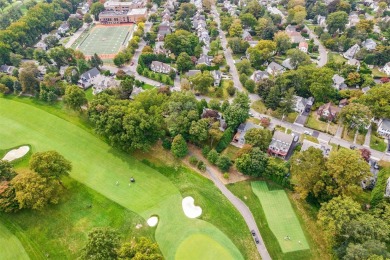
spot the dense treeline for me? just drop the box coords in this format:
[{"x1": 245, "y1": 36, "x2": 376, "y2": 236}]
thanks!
[{"x1": 0, "y1": 0, "x2": 83, "y2": 63}]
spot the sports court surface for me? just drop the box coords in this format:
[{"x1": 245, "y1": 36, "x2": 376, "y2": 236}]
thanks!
[
  {"x1": 251, "y1": 181, "x2": 309, "y2": 253},
  {"x1": 77, "y1": 24, "x2": 134, "y2": 59}
]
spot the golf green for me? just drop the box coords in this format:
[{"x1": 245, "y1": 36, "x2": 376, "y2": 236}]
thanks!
[
  {"x1": 0, "y1": 221, "x2": 29, "y2": 260},
  {"x1": 251, "y1": 181, "x2": 309, "y2": 253},
  {"x1": 0, "y1": 98, "x2": 243, "y2": 260}
]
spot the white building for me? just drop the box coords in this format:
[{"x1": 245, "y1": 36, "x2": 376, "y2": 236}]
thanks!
[
  {"x1": 381, "y1": 62, "x2": 390, "y2": 76},
  {"x1": 378, "y1": 119, "x2": 390, "y2": 137}
]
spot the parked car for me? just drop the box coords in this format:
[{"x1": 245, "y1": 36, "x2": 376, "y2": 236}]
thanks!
[
  {"x1": 304, "y1": 130, "x2": 311, "y2": 135},
  {"x1": 255, "y1": 237, "x2": 260, "y2": 244},
  {"x1": 251, "y1": 230, "x2": 256, "y2": 236}
]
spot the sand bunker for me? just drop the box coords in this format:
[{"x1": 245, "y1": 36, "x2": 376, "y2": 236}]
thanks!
[
  {"x1": 147, "y1": 216, "x2": 158, "y2": 227},
  {"x1": 182, "y1": 196, "x2": 202, "y2": 218},
  {"x1": 2, "y1": 146, "x2": 30, "y2": 161}
]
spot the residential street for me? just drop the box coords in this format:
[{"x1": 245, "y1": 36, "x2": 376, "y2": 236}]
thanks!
[
  {"x1": 305, "y1": 25, "x2": 328, "y2": 67},
  {"x1": 205, "y1": 166, "x2": 272, "y2": 260}
]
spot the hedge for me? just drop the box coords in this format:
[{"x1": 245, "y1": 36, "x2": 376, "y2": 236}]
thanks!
[
  {"x1": 370, "y1": 167, "x2": 390, "y2": 206},
  {"x1": 216, "y1": 127, "x2": 234, "y2": 153}
]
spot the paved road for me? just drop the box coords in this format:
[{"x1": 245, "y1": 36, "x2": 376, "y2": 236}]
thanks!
[
  {"x1": 212, "y1": 6, "x2": 243, "y2": 92},
  {"x1": 65, "y1": 23, "x2": 89, "y2": 48},
  {"x1": 305, "y1": 25, "x2": 327, "y2": 67},
  {"x1": 250, "y1": 109, "x2": 390, "y2": 161},
  {"x1": 205, "y1": 166, "x2": 271, "y2": 260}
]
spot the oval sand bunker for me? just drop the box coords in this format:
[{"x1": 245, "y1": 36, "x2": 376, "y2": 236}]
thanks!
[
  {"x1": 147, "y1": 216, "x2": 158, "y2": 227},
  {"x1": 182, "y1": 196, "x2": 202, "y2": 218},
  {"x1": 2, "y1": 146, "x2": 30, "y2": 162}
]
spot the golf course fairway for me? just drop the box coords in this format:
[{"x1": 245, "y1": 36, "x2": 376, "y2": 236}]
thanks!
[
  {"x1": 0, "y1": 221, "x2": 30, "y2": 260},
  {"x1": 0, "y1": 98, "x2": 243, "y2": 260}
]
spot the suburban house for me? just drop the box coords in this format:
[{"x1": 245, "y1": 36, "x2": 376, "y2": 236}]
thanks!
[
  {"x1": 381, "y1": 62, "x2": 390, "y2": 76},
  {"x1": 317, "y1": 15, "x2": 327, "y2": 28},
  {"x1": 81, "y1": 2, "x2": 90, "y2": 14},
  {"x1": 233, "y1": 122, "x2": 262, "y2": 146},
  {"x1": 266, "y1": 62, "x2": 285, "y2": 75},
  {"x1": 242, "y1": 30, "x2": 252, "y2": 41},
  {"x1": 154, "y1": 41, "x2": 168, "y2": 55},
  {"x1": 332, "y1": 74, "x2": 347, "y2": 90},
  {"x1": 338, "y1": 98, "x2": 349, "y2": 107},
  {"x1": 347, "y1": 13, "x2": 360, "y2": 28},
  {"x1": 343, "y1": 44, "x2": 360, "y2": 59},
  {"x1": 347, "y1": 58, "x2": 361, "y2": 69},
  {"x1": 267, "y1": 131, "x2": 294, "y2": 159},
  {"x1": 282, "y1": 58, "x2": 294, "y2": 70},
  {"x1": 286, "y1": 31, "x2": 305, "y2": 43},
  {"x1": 301, "y1": 139, "x2": 332, "y2": 157},
  {"x1": 150, "y1": 61, "x2": 174, "y2": 74},
  {"x1": 0, "y1": 64, "x2": 16, "y2": 75},
  {"x1": 362, "y1": 38, "x2": 377, "y2": 51},
  {"x1": 299, "y1": 41, "x2": 308, "y2": 53},
  {"x1": 92, "y1": 75, "x2": 119, "y2": 95},
  {"x1": 197, "y1": 54, "x2": 211, "y2": 66},
  {"x1": 377, "y1": 119, "x2": 390, "y2": 137},
  {"x1": 317, "y1": 102, "x2": 340, "y2": 121},
  {"x1": 293, "y1": 96, "x2": 314, "y2": 113},
  {"x1": 57, "y1": 22, "x2": 70, "y2": 35},
  {"x1": 201, "y1": 108, "x2": 227, "y2": 131},
  {"x1": 157, "y1": 24, "x2": 171, "y2": 41},
  {"x1": 34, "y1": 41, "x2": 48, "y2": 51},
  {"x1": 186, "y1": 70, "x2": 201, "y2": 77},
  {"x1": 250, "y1": 70, "x2": 269, "y2": 83},
  {"x1": 211, "y1": 70, "x2": 222, "y2": 87},
  {"x1": 78, "y1": 67, "x2": 100, "y2": 89}
]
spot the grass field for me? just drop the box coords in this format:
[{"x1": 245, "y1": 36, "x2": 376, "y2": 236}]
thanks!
[
  {"x1": 77, "y1": 24, "x2": 134, "y2": 57},
  {"x1": 0, "y1": 221, "x2": 30, "y2": 260},
  {"x1": 251, "y1": 182, "x2": 309, "y2": 253},
  {"x1": 370, "y1": 134, "x2": 387, "y2": 152},
  {"x1": 0, "y1": 97, "x2": 244, "y2": 259}
]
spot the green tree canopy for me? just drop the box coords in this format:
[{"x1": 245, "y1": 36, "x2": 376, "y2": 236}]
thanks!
[
  {"x1": 81, "y1": 227, "x2": 120, "y2": 260},
  {"x1": 171, "y1": 134, "x2": 188, "y2": 158},
  {"x1": 63, "y1": 85, "x2": 87, "y2": 110}
]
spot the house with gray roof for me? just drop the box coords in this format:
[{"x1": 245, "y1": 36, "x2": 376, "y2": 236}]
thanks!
[
  {"x1": 343, "y1": 44, "x2": 360, "y2": 59},
  {"x1": 282, "y1": 58, "x2": 294, "y2": 70},
  {"x1": 211, "y1": 70, "x2": 222, "y2": 86},
  {"x1": 362, "y1": 38, "x2": 377, "y2": 51},
  {"x1": 301, "y1": 139, "x2": 332, "y2": 157},
  {"x1": 332, "y1": 74, "x2": 347, "y2": 90},
  {"x1": 267, "y1": 131, "x2": 294, "y2": 159},
  {"x1": 78, "y1": 67, "x2": 100, "y2": 89},
  {"x1": 267, "y1": 62, "x2": 285, "y2": 75},
  {"x1": 197, "y1": 54, "x2": 211, "y2": 66},
  {"x1": 242, "y1": 30, "x2": 252, "y2": 41},
  {"x1": 233, "y1": 122, "x2": 263, "y2": 146},
  {"x1": 378, "y1": 119, "x2": 390, "y2": 137},
  {"x1": 294, "y1": 96, "x2": 314, "y2": 113},
  {"x1": 0, "y1": 64, "x2": 16, "y2": 75},
  {"x1": 250, "y1": 70, "x2": 269, "y2": 83}
]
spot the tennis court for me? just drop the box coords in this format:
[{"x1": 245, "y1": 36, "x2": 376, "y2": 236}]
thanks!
[
  {"x1": 77, "y1": 24, "x2": 134, "y2": 59},
  {"x1": 251, "y1": 181, "x2": 309, "y2": 253}
]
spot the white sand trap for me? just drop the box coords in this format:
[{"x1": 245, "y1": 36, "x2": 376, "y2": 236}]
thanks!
[
  {"x1": 2, "y1": 146, "x2": 30, "y2": 161},
  {"x1": 182, "y1": 196, "x2": 202, "y2": 218},
  {"x1": 147, "y1": 216, "x2": 158, "y2": 227}
]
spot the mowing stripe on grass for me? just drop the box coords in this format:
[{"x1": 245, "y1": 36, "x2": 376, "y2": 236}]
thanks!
[
  {"x1": 0, "y1": 98, "x2": 243, "y2": 260},
  {"x1": 251, "y1": 181, "x2": 309, "y2": 253},
  {"x1": 0, "y1": 221, "x2": 30, "y2": 260}
]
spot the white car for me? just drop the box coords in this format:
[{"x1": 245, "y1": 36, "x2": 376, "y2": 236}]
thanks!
[{"x1": 304, "y1": 130, "x2": 311, "y2": 135}]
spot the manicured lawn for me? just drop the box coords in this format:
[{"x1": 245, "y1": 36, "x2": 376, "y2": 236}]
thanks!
[
  {"x1": 0, "y1": 179, "x2": 152, "y2": 259},
  {"x1": 0, "y1": 97, "x2": 244, "y2": 260},
  {"x1": 134, "y1": 146, "x2": 261, "y2": 260},
  {"x1": 222, "y1": 144, "x2": 240, "y2": 160},
  {"x1": 372, "y1": 68, "x2": 388, "y2": 78},
  {"x1": 251, "y1": 182, "x2": 309, "y2": 253},
  {"x1": 370, "y1": 135, "x2": 387, "y2": 152},
  {"x1": 300, "y1": 134, "x2": 319, "y2": 144},
  {"x1": 251, "y1": 100, "x2": 267, "y2": 114},
  {"x1": 356, "y1": 132, "x2": 365, "y2": 145},
  {"x1": 85, "y1": 87, "x2": 94, "y2": 102},
  {"x1": 305, "y1": 112, "x2": 338, "y2": 135},
  {"x1": 271, "y1": 110, "x2": 298, "y2": 123},
  {"x1": 342, "y1": 128, "x2": 355, "y2": 142},
  {"x1": 141, "y1": 83, "x2": 155, "y2": 90},
  {"x1": 327, "y1": 52, "x2": 346, "y2": 64},
  {"x1": 0, "y1": 221, "x2": 29, "y2": 260},
  {"x1": 227, "y1": 181, "x2": 328, "y2": 260}
]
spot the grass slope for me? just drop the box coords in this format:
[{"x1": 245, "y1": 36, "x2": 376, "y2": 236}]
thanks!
[
  {"x1": 251, "y1": 181, "x2": 309, "y2": 253},
  {"x1": 0, "y1": 97, "x2": 243, "y2": 260},
  {"x1": 0, "y1": 221, "x2": 30, "y2": 260},
  {"x1": 0, "y1": 179, "x2": 152, "y2": 259}
]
